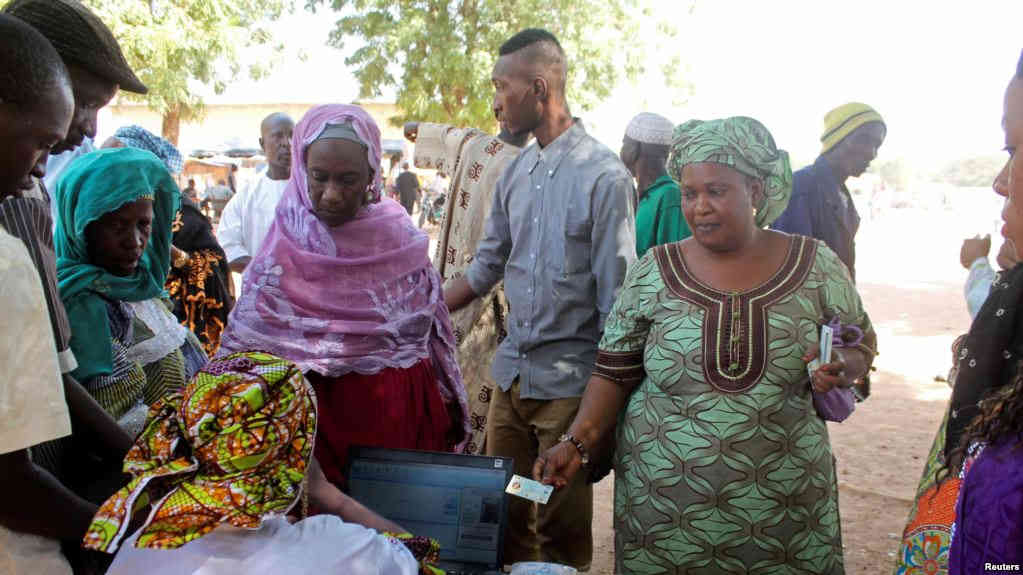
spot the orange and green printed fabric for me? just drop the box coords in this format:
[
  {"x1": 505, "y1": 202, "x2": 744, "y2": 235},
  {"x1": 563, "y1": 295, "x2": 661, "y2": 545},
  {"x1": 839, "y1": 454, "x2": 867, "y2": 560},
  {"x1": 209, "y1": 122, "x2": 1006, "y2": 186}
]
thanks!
[{"x1": 83, "y1": 351, "x2": 316, "y2": 552}]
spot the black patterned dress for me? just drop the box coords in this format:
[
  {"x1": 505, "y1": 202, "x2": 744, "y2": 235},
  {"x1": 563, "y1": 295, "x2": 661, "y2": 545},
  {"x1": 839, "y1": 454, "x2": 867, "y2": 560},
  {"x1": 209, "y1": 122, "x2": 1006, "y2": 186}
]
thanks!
[{"x1": 165, "y1": 198, "x2": 234, "y2": 355}]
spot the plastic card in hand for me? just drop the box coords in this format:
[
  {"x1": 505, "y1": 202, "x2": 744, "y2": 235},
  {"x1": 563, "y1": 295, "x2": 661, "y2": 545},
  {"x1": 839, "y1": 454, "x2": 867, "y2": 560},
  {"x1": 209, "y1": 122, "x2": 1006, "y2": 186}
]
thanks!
[
  {"x1": 505, "y1": 474, "x2": 553, "y2": 505},
  {"x1": 820, "y1": 324, "x2": 834, "y2": 364},
  {"x1": 807, "y1": 324, "x2": 835, "y2": 380}
]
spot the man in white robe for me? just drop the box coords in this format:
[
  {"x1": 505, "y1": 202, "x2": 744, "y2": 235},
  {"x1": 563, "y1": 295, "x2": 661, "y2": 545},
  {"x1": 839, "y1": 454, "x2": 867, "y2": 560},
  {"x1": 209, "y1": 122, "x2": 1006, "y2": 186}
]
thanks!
[{"x1": 217, "y1": 113, "x2": 295, "y2": 279}]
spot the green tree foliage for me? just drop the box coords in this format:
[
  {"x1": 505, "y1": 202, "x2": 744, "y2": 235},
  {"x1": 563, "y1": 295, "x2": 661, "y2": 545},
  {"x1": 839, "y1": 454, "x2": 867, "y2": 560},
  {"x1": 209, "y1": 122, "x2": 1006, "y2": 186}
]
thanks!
[
  {"x1": 308, "y1": 0, "x2": 687, "y2": 129},
  {"x1": 78, "y1": 0, "x2": 293, "y2": 145}
]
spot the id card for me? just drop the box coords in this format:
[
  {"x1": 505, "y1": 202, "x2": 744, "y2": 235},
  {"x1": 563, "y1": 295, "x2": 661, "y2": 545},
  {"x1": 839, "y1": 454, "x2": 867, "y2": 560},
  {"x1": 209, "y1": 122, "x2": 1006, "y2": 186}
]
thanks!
[
  {"x1": 506, "y1": 474, "x2": 554, "y2": 504},
  {"x1": 807, "y1": 324, "x2": 835, "y2": 380}
]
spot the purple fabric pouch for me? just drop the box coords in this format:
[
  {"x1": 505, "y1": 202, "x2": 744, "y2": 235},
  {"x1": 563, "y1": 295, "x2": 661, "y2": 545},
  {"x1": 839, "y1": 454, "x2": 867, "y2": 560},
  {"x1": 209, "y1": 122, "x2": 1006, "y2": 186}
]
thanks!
[
  {"x1": 812, "y1": 387, "x2": 856, "y2": 422},
  {"x1": 811, "y1": 317, "x2": 862, "y2": 422}
]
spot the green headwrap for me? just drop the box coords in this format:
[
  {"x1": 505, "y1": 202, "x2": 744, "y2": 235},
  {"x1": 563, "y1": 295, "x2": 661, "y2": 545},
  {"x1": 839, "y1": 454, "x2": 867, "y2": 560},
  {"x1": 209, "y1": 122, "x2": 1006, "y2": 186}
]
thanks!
[
  {"x1": 54, "y1": 148, "x2": 181, "y2": 382},
  {"x1": 668, "y1": 116, "x2": 792, "y2": 228}
]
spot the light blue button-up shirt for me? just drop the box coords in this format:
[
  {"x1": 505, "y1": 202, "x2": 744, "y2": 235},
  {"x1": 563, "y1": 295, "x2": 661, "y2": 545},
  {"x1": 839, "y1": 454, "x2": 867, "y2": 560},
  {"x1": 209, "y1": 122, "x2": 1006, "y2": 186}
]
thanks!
[{"x1": 465, "y1": 122, "x2": 636, "y2": 400}]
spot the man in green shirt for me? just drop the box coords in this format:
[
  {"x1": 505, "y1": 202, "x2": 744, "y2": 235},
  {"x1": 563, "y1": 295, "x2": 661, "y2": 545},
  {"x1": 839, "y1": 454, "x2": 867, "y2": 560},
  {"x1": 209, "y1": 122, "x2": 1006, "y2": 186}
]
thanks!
[{"x1": 620, "y1": 112, "x2": 690, "y2": 257}]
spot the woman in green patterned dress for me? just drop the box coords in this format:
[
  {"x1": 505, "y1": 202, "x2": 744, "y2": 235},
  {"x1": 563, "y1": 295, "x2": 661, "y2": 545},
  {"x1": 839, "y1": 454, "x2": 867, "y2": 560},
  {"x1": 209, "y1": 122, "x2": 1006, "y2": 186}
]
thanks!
[{"x1": 534, "y1": 117, "x2": 877, "y2": 574}]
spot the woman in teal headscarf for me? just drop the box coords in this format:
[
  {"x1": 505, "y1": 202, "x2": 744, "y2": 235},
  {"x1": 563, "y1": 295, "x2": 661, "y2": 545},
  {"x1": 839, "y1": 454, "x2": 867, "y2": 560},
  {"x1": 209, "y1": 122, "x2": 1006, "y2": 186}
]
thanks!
[
  {"x1": 535, "y1": 117, "x2": 877, "y2": 574},
  {"x1": 55, "y1": 148, "x2": 206, "y2": 438}
]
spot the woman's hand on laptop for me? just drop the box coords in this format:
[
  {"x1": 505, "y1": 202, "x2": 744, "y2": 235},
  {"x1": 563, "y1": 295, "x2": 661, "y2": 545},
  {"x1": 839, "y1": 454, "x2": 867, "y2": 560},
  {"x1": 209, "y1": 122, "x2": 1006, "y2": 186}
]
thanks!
[{"x1": 307, "y1": 457, "x2": 407, "y2": 534}]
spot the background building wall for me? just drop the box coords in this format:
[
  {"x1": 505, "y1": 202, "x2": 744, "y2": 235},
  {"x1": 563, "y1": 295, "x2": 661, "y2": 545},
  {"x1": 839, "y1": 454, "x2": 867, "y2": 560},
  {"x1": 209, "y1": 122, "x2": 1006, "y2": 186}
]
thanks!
[{"x1": 102, "y1": 101, "x2": 404, "y2": 155}]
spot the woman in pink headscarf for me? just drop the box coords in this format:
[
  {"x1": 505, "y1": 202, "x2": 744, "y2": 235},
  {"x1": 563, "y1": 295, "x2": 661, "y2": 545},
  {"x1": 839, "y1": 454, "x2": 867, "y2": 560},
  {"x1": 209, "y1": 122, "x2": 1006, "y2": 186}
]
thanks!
[{"x1": 218, "y1": 104, "x2": 469, "y2": 487}]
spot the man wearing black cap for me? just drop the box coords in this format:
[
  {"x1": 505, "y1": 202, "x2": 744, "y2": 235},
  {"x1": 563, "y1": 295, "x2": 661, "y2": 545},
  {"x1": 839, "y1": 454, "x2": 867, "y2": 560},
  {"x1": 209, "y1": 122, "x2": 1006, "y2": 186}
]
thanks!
[{"x1": 4, "y1": 0, "x2": 147, "y2": 206}]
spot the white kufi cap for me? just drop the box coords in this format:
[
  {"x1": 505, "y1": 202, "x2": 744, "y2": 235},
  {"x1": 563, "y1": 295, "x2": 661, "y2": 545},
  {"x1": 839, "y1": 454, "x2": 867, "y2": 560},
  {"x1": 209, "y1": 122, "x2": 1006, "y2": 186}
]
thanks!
[{"x1": 625, "y1": 112, "x2": 675, "y2": 146}]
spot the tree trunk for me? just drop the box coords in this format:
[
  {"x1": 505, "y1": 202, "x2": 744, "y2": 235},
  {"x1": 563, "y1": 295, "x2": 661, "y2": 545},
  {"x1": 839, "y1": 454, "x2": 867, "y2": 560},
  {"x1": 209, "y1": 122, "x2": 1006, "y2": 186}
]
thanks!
[{"x1": 162, "y1": 105, "x2": 181, "y2": 147}]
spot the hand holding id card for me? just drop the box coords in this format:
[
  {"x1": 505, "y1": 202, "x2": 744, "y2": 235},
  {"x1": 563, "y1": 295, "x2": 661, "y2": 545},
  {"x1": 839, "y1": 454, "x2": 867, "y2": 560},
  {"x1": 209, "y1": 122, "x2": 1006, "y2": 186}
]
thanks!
[
  {"x1": 807, "y1": 323, "x2": 835, "y2": 381},
  {"x1": 506, "y1": 474, "x2": 554, "y2": 505},
  {"x1": 808, "y1": 322, "x2": 856, "y2": 422}
]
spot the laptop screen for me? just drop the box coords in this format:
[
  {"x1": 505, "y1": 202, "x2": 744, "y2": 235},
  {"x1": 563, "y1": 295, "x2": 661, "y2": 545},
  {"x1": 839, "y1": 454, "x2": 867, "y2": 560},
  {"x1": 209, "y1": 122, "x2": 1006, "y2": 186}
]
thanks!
[{"x1": 347, "y1": 448, "x2": 512, "y2": 568}]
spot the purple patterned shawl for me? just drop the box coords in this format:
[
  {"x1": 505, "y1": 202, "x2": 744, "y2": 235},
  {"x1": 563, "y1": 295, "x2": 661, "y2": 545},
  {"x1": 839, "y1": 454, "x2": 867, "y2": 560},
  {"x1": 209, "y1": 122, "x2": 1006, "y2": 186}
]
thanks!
[{"x1": 218, "y1": 104, "x2": 469, "y2": 444}]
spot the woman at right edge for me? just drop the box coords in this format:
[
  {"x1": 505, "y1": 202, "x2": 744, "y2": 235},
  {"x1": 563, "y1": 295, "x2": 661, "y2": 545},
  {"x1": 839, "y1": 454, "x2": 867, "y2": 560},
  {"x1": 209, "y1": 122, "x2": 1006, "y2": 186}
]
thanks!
[
  {"x1": 534, "y1": 117, "x2": 877, "y2": 574},
  {"x1": 893, "y1": 51, "x2": 1023, "y2": 575},
  {"x1": 935, "y1": 50, "x2": 1023, "y2": 572}
]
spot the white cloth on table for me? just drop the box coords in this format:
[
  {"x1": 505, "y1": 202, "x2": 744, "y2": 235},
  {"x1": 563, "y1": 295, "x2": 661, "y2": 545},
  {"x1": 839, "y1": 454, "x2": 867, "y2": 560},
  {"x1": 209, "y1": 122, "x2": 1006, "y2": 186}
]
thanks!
[
  {"x1": 965, "y1": 257, "x2": 996, "y2": 320},
  {"x1": 216, "y1": 173, "x2": 289, "y2": 264},
  {"x1": 105, "y1": 516, "x2": 419, "y2": 575},
  {"x1": 0, "y1": 528, "x2": 73, "y2": 575},
  {"x1": 0, "y1": 228, "x2": 73, "y2": 575}
]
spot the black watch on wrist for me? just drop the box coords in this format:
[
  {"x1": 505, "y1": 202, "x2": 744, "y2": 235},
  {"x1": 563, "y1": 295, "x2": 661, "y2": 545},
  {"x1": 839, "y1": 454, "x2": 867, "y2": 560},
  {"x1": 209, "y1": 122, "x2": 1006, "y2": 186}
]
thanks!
[{"x1": 559, "y1": 433, "x2": 590, "y2": 466}]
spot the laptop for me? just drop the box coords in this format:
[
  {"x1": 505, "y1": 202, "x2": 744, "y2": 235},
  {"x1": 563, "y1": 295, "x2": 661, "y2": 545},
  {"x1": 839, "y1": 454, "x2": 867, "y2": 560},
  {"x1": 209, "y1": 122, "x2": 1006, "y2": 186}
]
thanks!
[{"x1": 347, "y1": 446, "x2": 513, "y2": 575}]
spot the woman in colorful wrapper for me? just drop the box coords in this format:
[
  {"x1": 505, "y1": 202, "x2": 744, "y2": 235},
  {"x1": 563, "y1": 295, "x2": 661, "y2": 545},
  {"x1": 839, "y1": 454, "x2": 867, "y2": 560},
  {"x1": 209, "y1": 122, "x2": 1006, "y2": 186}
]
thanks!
[{"x1": 85, "y1": 351, "x2": 443, "y2": 574}]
